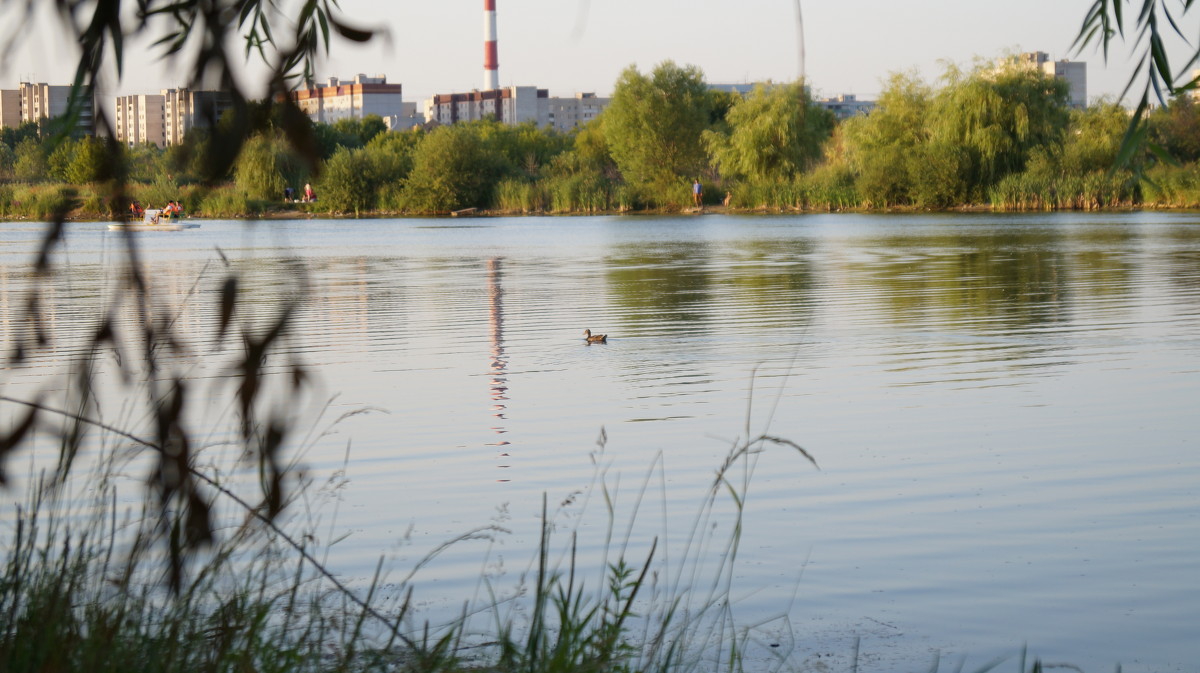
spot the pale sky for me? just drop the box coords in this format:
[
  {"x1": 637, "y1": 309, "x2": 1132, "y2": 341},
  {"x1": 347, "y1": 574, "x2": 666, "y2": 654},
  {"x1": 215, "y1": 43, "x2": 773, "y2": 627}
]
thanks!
[{"x1": 0, "y1": 0, "x2": 1191, "y2": 106}]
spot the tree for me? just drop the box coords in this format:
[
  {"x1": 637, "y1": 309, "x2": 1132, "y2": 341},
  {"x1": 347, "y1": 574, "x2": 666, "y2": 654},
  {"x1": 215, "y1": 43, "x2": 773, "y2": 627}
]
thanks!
[
  {"x1": 839, "y1": 71, "x2": 934, "y2": 206},
  {"x1": 0, "y1": 142, "x2": 15, "y2": 179},
  {"x1": 65, "y1": 136, "x2": 121, "y2": 184},
  {"x1": 1074, "y1": 1, "x2": 1200, "y2": 163},
  {"x1": 401, "y1": 123, "x2": 508, "y2": 211},
  {"x1": 705, "y1": 80, "x2": 833, "y2": 183},
  {"x1": 234, "y1": 132, "x2": 308, "y2": 201},
  {"x1": 0, "y1": 121, "x2": 40, "y2": 151},
  {"x1": 603, "y1": 61, "x2": 713, "y2": 193},
  {"x1": 13, "y1": 138, "x2": 47, "y2": 182},
  {"x1": 1149, "y1": 95, "x2": 1200, "y2": 163},
  {"x1": 47, "y1": 138, "x2": 78, "y2": 182},
  {"x1": 318, "y1": 147, "x2": 374, "y2": 214},
  {"x1": 929, "y1": 63, "x2": 1070, "y2": 197}
]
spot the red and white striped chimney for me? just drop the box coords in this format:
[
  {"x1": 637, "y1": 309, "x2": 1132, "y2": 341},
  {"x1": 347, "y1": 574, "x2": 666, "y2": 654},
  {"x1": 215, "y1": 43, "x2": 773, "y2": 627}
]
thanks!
[{"x1": 483, "y1": 0, "x2": 499, "y2": 90}]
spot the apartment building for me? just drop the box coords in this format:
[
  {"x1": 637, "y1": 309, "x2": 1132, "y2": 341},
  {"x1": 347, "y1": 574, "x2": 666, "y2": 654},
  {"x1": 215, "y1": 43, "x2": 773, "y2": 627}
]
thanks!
[
  {"x1": 546, "y1": 93, "x2": 609, "y2": 132},
  {"x1": 1008, "y1": 51, "x2": 1088, "y2": 109},
  {"x1": 0, "y1": 82, "x2": 95, "y2": 134},
  {"x1": 0, "y1": 89, "x2": 20, "y2": 128},
  {"x1": 115, "y1": 94, "x2": 166, "y2": 146},
  {"x1": 291, "y1": 74, "x2": 405, "y2": 127},
  {"x1": 113, "y1": 89, "x2": 230, "y2": 147},
  {"x1": 425, "y1": 86, "x2": 549, "y2": 126},
  {"x1": 163, "y1": 89, "x2": 232, "y2": 145}
]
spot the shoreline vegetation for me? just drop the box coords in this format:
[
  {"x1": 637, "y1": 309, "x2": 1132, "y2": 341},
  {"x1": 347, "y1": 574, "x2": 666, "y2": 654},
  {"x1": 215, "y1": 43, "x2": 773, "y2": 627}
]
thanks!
[{"x1": 8, "y1": 60, "x2": 1200, "y2": 222}]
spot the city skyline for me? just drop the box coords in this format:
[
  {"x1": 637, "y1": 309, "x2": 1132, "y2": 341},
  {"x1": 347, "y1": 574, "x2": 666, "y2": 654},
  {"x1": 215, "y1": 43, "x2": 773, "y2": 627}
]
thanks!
[{"x1": 0, "y1": 0, "x2": 1193, "y2": 106}]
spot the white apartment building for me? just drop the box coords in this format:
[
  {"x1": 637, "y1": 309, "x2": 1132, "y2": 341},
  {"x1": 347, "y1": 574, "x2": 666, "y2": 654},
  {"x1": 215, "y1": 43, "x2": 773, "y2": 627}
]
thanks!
[
  {"x1": 426, "y1": 86, "x2": 549, "y2": 127},
  {"x1": 291, "y1": 74, "x2": 404, "y2": 126},
  {"x1": 115, "y1": 94, "x2": 166, "y2": 146},
  {"x1": 1009, "y1": 52, "x2": 1088, "y2": 109},
  {"x1": 546, "y1": 93, "x2": 609, "y2": 132},
  {"x1": 113, "y1": 89, "x2": 230, "y2": 147},
  {"x1": 163, "y1": 89, "x2": 232, "y2": 146},
  {"x1": 0, "y1": 82, "x2": 96, "y2": 134}
]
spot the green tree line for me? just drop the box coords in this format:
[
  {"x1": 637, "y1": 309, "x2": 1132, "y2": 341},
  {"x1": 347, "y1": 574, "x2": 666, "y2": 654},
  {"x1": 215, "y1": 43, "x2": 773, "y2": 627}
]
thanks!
[{"x1": 8, "y1": 56, "x2": 1200, "y2": 218}]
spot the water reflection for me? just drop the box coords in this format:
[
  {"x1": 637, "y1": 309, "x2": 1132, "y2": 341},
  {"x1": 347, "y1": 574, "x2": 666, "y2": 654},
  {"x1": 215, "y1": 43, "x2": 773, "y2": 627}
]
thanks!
[
  {"x1": 605, "y1": 242, "x2": 715, "y2": 331},
  {"x1": 486, "y1": 258, "x2": 511, "y2": 479},
  {"x1": 847, "y1": 230, "x2": 1070, "y2": 332}
]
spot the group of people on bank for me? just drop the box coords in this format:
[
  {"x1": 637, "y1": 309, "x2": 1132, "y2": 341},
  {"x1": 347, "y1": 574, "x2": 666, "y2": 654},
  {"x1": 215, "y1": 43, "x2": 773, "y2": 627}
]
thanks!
[{"x1": 284, "y1": 183, "x2": 317, "y2": 203}]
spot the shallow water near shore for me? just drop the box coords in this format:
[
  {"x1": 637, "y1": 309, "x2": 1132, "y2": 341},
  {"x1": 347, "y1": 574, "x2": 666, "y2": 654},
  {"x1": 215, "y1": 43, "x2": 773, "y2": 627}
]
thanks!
[{"x1": 2, "y1": 211, "x2": 1198, "y2": 671}]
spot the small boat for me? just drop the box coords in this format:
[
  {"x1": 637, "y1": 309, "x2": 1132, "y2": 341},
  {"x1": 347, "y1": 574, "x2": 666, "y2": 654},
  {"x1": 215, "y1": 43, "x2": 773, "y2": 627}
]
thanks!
[{"x1": 109, "y1": 209, "x2": 200, "y2": 232}]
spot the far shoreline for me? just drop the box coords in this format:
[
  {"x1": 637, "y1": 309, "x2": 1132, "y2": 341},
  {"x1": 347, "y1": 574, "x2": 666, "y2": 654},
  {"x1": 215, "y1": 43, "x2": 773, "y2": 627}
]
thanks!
[{"x1": 10, "y1": 202, "x2": 1176, "y2": 223}]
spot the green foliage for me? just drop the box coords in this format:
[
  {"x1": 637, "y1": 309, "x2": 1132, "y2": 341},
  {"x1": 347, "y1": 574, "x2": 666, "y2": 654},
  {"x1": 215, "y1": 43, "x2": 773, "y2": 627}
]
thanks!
[
  {"x1": 495, "y1": 176, "x2": 549, "y2": 212},
  {"x1": 929, "y1": 63, "x2": 1070, "y2": 195},
  {"x1": 475, "y1": 120, "x2": 572, "y2": 178},
  {"x1": 1148, "y1": 94, "x2": 1200, "y2": 163},
  {"x1": 13, "y1": 138, "x2": 48, "y2": 183},
  {"x1": 314, "y1": 130, "x2": 424, "y2": 215},
  {"x1": 165, "y1": 128, "x2": 216, "y2": 183},
  {"x1": 603, "y1": 61, "x2": 713, "y2": 196},
  {"x1": 1, "y1": 121, "x2": 40, "y2": 151},
  {"x1": 0, "y1": 183, "x2": 76, "y2": 218},
  {"x1": 316, "y1": 147, "x2": 374, "y2": 214},
  {"x1": 1139, "y1": 162, "x2": 1200, "y2": 206},
  {"x1": 1060, "y1": 101, "x2": 1132, "y2": 174},
  {"x1": 0, "y1": 142, "x2": 14, "y2": 179},
  {"x1": 196, "y1": 185, "x2": 264, "y2": 217},
  {"x1": 63, "y1": 136, "x2": 121, "y2": 184},
  {"x1": 400, "y1": 123, "x2": 509, "y2": 211},
  {"x1": 234, "y1": 132, "x2": 308, "y2": 201},
  {"x1": 46, "y1": 138, "x2": 76, "y2": 182},
  {"x1": 705, "y1": 80, "x2": 834, "y2": 183},
  {"x1": 839, "y1": 71, "x2": 934, "y2": 207},
  {"x1": 126, "y1": 142, "x2": 168, "y2": 183}
]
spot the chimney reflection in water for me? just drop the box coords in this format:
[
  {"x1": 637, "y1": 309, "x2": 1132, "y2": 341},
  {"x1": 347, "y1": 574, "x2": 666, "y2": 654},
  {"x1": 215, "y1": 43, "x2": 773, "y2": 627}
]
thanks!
[{"x1": 486, "y1": 258, "x2": 511, "y2": 480}]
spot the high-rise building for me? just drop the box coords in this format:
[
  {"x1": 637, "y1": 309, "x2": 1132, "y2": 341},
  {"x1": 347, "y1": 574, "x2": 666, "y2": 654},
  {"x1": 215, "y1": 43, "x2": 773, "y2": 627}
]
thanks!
[
  {"x1": 7, "y1": 82, "x2": 96, "y2": 134},
  {"x1": 0, "y1": 89, "x2": 20, "y2": 128},
  {"x1": 163, "y1": 89, "x2": 232, "y2": 146},
  {"x1": 115, "y1": 94, "x2": 166, "y2": 146}
]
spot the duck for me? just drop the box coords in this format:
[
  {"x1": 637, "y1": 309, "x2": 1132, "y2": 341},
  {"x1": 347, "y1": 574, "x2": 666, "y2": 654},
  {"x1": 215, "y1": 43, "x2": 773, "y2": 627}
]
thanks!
[{"x1": 583, "y1": 329, "x2": 607, "y2": 343}]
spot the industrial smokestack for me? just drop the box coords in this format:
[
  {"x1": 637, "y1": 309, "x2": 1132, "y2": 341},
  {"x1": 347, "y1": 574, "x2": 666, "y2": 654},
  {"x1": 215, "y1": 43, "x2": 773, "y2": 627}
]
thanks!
[{"x1": 484, "y1": 0, "x2": 499, "y2": 90}]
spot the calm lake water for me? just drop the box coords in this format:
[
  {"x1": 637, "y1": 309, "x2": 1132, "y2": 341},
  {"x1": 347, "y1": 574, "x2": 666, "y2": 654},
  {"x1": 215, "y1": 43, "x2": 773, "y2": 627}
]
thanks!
[{"x1": 1, "y1": 212, "x2": 1198, "y2": 671}]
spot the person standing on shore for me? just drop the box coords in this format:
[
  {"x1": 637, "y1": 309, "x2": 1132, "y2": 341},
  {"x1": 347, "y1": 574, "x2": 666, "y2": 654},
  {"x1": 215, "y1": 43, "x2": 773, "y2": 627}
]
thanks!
[{"x1": 693, "y1": 179, "x2": 703, "y2": 207}]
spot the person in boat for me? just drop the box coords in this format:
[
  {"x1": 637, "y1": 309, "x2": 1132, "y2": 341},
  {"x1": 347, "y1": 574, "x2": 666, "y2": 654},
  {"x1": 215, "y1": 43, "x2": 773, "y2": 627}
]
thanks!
[{"x1": 129, "y1": 200, "x2": 144, "y2": 217}]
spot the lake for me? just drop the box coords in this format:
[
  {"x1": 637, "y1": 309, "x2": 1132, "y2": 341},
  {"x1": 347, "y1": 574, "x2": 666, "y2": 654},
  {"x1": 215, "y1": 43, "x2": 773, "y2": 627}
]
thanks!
[{"x1": 1, "y1": 212, "x2": 1197, "y2": 672}]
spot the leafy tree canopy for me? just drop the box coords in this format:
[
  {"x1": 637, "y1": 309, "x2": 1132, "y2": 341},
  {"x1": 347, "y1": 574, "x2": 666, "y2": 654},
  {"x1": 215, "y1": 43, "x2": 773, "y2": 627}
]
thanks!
[
  {"x1": 705, "y1": 80, "x2": 833, "y2": 183},
  {"x1": 603, "y1": 61, "x2": 713, "y2": 191}
]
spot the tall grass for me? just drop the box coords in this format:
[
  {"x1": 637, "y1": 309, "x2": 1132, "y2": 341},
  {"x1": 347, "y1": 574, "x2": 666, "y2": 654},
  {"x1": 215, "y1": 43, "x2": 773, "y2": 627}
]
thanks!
[
  {"x1": 495, "y1": 177, "x2": 550, "y2": 213},
  {"x1": 0, "y1": 411, "x2": 822, "y2": 673},
  {"x1": 1140, "y1": 162, "x2": 1200, "y2": 207},
  {"x1": 989, "y1": 171, "x2": 1140, "y2": 210}
]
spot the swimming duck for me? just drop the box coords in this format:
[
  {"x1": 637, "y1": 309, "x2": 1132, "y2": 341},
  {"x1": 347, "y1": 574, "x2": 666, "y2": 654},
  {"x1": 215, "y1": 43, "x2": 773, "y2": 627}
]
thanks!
[{"x1": 583, "y1": 329, "x2": 607, "y2": 343}]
